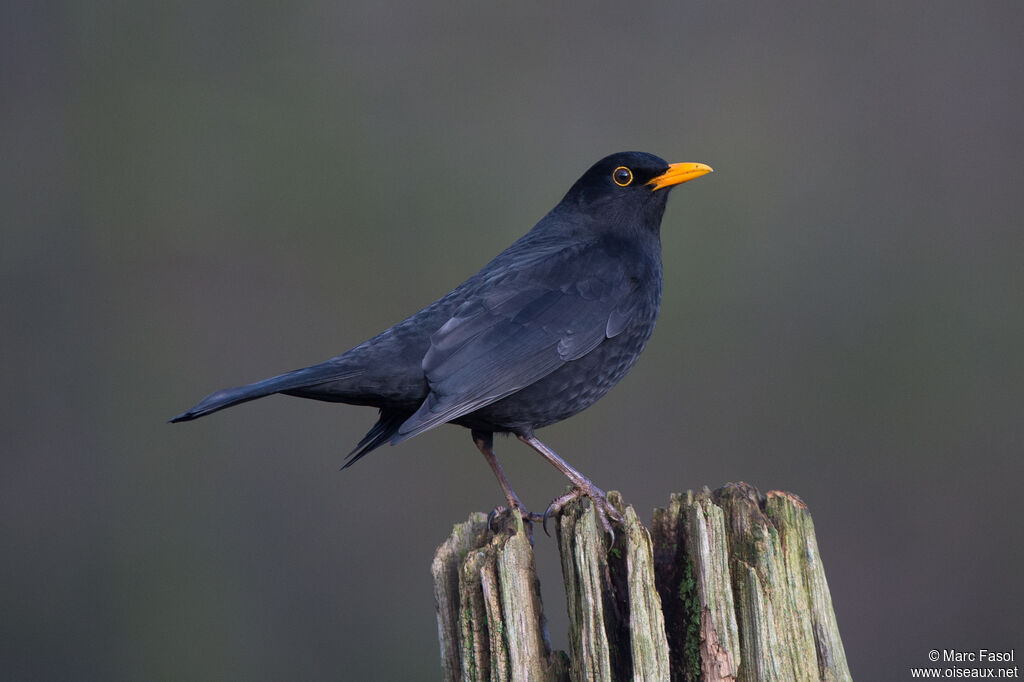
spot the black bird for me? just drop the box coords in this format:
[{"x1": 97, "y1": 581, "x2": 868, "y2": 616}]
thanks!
[{"x1": 171, "y1": 151, "x2": 712, "y2": 533}]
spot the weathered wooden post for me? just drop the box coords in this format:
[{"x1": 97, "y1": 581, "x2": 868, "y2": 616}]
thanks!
[{"x1": 432, "y1": 482, "x2": 852, "y2": 682}]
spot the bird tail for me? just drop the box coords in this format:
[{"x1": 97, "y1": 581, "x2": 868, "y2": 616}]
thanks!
[
  {"x1": 342, "y1": 409, "x2": 407, "y2": 468},
  {"x1": 169, "y1": 363, "x2": 362, "y2": 423}
]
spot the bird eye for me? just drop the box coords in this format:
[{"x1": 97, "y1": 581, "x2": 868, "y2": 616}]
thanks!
[{"x1": 612, "y1": 166, "x2": 633, "y2": 187}]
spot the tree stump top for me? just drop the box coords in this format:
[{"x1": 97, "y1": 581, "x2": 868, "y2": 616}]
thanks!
[{"x1": 433, "y1": 483, "x2": 852, "y2": 682}]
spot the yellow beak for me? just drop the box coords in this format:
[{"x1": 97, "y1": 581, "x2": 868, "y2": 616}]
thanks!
[{"x1": 647, "y1": 162, "x2": 714, "y2": 191}]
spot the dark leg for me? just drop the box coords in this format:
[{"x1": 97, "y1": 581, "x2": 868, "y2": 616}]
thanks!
[
  {"x1": 516, "y1": 434, "x2": 624, "y2": 537},
  {"x1": 472, "y1": 430, "x2": 542, "y2": 525}
]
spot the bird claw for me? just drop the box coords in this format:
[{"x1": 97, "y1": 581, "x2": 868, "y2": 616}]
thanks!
[
  {"x1": 487, "y1": 505, "x2": 543, "y2": 541},
  {"x1": 542, "y1": 484, "x2": 624, "y2": 543},
  {"x1": 486, "y1": 506, "x2": 504, "y2": 531}
]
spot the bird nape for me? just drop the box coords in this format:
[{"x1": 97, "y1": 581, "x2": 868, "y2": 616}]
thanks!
[{"x1": 171, "y1": 151, "x2": 712, "y2": 535}]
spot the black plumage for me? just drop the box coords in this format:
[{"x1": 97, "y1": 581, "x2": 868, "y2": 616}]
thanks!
[{"x1": 171, "y1": 151, "x2": 712, "y2": 532}]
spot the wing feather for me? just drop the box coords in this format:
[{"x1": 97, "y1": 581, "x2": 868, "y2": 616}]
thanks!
[{"x1": 393, "y1": 247, "x2": 643, "y2": 441}]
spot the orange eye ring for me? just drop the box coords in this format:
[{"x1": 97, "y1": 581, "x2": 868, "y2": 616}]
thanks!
[{"x1": 612, "y1": 166, "x2": 633, "y2": 187}]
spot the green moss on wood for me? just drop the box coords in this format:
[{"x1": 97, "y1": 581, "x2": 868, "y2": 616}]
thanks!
[{"x1": 433, "y1": 484, "x2": 850, "y2": 682}]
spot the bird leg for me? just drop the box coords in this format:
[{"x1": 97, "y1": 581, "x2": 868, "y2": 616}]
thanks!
[
  {"x1": 472, "y1": 431, "x2": 543, "y2": 530},
  {"x1": 516, "y1": 434, "x2": 624, "y2": 539}
]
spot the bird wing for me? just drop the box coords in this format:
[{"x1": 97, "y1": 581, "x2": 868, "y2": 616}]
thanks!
[{"x1": 393, "y1": 246, "x2": 642, "y2": 442}]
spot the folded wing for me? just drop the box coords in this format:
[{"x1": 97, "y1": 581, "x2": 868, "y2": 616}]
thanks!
[{"x1": 393, "y1": 249, "x2": 641, "y2": 442}]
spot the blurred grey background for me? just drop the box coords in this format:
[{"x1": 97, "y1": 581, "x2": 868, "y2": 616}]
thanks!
[{"x1": 3, "y1": 1, "x2": 1022, "y2": 680}]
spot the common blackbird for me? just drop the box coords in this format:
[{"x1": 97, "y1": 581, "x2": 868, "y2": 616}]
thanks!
[{"x1": 171, "y1": 151, "x2": 712, "y2": 533}]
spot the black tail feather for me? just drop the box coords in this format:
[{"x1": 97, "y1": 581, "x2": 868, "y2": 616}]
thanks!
[
  {"x1": 170, "y1": 364, "x2": 362, "y2": 423},
  {"x1": 342, "y1": 409, "x2": 408, "y2": 468}
]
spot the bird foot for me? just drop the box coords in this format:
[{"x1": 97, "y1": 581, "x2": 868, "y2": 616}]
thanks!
[
  {"x1": 542, "y1": 483, "x2": 624, "y2": 542},
  {"x1": 487, "y1": 505, "x2": 544, "y2": 541}
]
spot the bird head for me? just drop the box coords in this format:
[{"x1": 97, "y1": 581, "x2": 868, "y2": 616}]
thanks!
[{"x1": 560, "y1": 151, "x2": 713, "y2": 231}]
